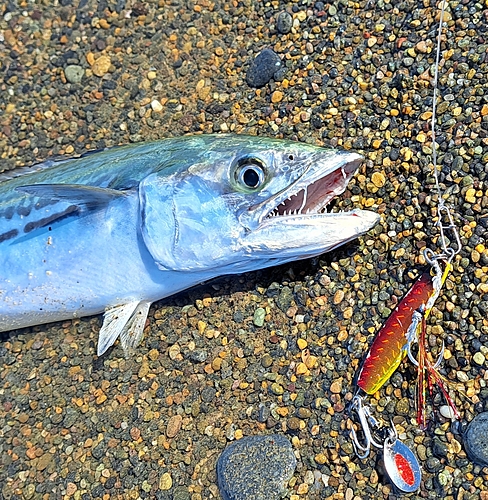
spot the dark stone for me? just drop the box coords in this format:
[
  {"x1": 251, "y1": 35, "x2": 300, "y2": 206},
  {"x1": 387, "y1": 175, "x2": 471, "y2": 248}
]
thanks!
[
  {"x1": 217, "y1": 435, "x2": 296, "y2": 500},
  {"x1": 246, "y1": 49, "x2": 282, "y2": 88},
  {"x1": 432, "y1": 438, "x2": 449, "y2": 458},
  {"x1": 201, "y1": 386, "x2": 217, "y2": 402},
  {"x1": 276, "y1": 11, "x2": 293, "y2": 34},
  {"x1": 464, "y1": 412, "x2": 488, "y2": 466}
]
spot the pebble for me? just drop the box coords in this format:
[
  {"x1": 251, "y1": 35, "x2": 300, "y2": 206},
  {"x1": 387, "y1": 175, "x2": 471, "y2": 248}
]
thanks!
[
  {"x1": 217, "y1": 435, "x2": 296, "y2": 500},
  {"x1": 151, "y1": 99, "x2": 164, "y2": 112},
  {"x1": 166, "y1": 414, "x2": 183, "y2": 438},
  {"x1": 91, "y1": 55, "x2": 111, "y2": 77},
  {"x1": 276, "y1": 11, "x2": 293, "y2": 34},
  {"x1": 253, "y1": 307, "x2": 266, "y2": 327},
  {"x1": 64, "y1": 65, "x2": 84, "y2": 84},
  {"x1": 159, "y1": 472, "x2": 173, "y2": 490},
  {"x1": 464, "y1": 413, "x2": 488, "y2": 466},
  {"x1": 246, "y1": 49, "x2": 282, "y2": 88},
  {"x1": 473, "y1": 352, "x2": 485, "y2": 365}
]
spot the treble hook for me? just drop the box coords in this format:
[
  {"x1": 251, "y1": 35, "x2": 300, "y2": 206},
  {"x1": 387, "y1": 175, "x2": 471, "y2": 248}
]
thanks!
[
  {"x1": 349, "y1": 395, "x2": 384, "y2": 459},
  {"x1": 404, "y1": 304, "x2": 445, "y2": 369}
]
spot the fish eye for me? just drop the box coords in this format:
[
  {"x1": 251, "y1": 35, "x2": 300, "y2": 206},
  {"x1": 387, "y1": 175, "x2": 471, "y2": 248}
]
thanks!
[{"x1": 235, "y1": 157, "x2": 266, "y2": 190}]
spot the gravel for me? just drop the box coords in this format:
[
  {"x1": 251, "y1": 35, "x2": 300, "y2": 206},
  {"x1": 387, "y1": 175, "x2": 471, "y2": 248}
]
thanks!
[{"x1": 1, "y1": 0, "x2": 488, "y2": 499}]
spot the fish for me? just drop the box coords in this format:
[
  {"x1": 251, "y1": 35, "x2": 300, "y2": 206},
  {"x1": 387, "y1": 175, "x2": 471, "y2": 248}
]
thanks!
[{"x1": 0, "y1": 134, "x2": 379, "y2": 355}]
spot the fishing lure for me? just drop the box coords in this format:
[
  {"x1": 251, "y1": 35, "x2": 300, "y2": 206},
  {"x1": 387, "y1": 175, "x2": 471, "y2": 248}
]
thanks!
[{"x1": 356, "y1": 255, "x2": 451, "y2": 395}]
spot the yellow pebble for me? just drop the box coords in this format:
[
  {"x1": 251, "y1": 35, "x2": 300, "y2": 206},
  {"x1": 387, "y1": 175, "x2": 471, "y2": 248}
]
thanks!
[
  {"x1": 271, "y1": 91, "x2": 283, "y2": 103},
  {"x1": 297, "y1": 338, "x2": 307, "y2": 350},
  {"x1": 465, "y1": 188, "x2": 476, "y2": 203},
  {"x1": 371, "y1": 171, "x2": 386, "y2": 188}
]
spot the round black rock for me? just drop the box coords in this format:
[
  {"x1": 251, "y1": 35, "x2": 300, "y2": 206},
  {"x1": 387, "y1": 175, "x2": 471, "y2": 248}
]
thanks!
[
  {"x1": 464, "y1": 412, "x2": 488, "y2": 466},
  {"x1": 246, "y1": 49, "x2": 282, "y2": 88},
  {"x1": 217, "y1": 435, "x2": 296, "y2": 500}
]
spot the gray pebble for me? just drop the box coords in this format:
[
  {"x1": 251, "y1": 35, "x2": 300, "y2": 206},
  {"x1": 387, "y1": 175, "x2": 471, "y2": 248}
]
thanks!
[
  {"x1": 64, "y1": 65, "x2": 84, "y2": 84},
  {"x1": 217, "y1": 435, "x2": 296, "y2": 500},
  {"x1": 464, "y1": 412, "x2": 488, "y2": 466},
  {"x1": 276, "y1": 11, "x2": 292, "y2": 34},
  {"x1": 246, "y1": 49, "x2": 282, "y2": 88},
  {"x1": 253, "y1": 307, "x2": 265, "y2": 327}
]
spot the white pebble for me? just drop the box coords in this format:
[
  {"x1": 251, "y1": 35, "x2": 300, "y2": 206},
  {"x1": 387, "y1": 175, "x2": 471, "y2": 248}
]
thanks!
[
  {"x1": 440, "y1": 405, "x2": 457, "y2": 420},
  {"x1": 151, "y1": 99, "x2": 163, "y2": 112}
]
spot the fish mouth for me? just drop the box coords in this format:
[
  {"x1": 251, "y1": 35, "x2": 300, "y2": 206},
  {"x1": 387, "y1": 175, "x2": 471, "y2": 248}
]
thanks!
[{"x1": 259, "y1": 152, "x2": 363, "y2": 224}]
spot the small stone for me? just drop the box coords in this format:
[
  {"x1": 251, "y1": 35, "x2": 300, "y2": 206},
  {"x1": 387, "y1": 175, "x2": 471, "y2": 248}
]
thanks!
[
  {"x1": 395, "y1": 398, "x2": 411, "y2": 416},
  {"x1": 271, "y1": 90, "x2": 283, "y2": 103},
  {"x1": 465, "y1": 188, "x2": 476, "y2": 203},
  {"x1": 166, "y1": 414, "x2": 183, "y2": 438},
  {"x1": 91, "y1": 55, "x2": 111, "y2": 77},
  {"x1": 246, "y1": 49, "x2": 282, "y2": 88},
  {"x1": 36, "y1": 452, "x2": 53, "y2": 471},
  {"x1": 416, "y1": 40, "x2": 429, "y2": 53},
  {"x1": 217, "y1": 435, "x2": 296, "y2": 500},
  {"x1": 64, "y1": 65, "x2": 84, "y2": 84},
  {"x1": 473, "y1": 352, "x2": 485, "y2": 365},
  {"x1": 261, "y1": 354, "x2": 273, "y2": 368},
  {"x1": 66, "y1": 482, "x2": 77, "y2": 495},
  {"x1": 276, "y1": 11, "x2": 293, "y2": 34},
  {"x1": 271, "y1": 383, "x2": 284, "y2": 395},
  {"x1": 287, "y1": 417, "x2": 301, "y2": 430},
  {"x1": 159, "y1": 472, "x2": 173, "y2": 490},
  {"x1": 371, "y1": 171, "x2": 386, "y2": 188},
  {"x1": 333, "y1": 290, "x2": 344, "y2": 304},
  {"x1": 330, "y1": 379, "x2": 342, "y2": 394},
  {"x1": 253, "y1": 307, "x2": 266, "y2": 327},
  {"x1": 297, "y1": 338, "x2": 307, "y2": 350},
  {"x1": 151, "y1": 99, "x2": 164, "y2": 112},
  {"x1": 367, "y1": 36, "x2": 377, "y2": 48},
  {"x1": 440, "y1": 405, "x2": 457, "y2": 419}
]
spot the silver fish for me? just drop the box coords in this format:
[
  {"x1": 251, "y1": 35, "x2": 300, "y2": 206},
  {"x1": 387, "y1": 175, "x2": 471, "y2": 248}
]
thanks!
[{"x1": 0, "y1": 135, "x2": 379, "y2": 355}]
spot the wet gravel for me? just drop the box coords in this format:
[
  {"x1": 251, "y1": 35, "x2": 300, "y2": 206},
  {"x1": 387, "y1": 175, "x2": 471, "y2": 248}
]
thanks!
[{"x1": 1, "y1": 0, "x2": 488, "y2": 499}]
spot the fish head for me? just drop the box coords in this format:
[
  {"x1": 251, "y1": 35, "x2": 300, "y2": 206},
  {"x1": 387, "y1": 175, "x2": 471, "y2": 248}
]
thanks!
[{"x1": 139, "y1": 135, "x2": 380, "y2": 273}]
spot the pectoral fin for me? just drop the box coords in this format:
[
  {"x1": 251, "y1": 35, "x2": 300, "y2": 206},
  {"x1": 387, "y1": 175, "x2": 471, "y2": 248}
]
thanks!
[
  {"x1": 16, "y1": 184, "x2": 129, "y2": 210},
  {"x1": 98, "y1": 301, "x2": 151, "y2": 356}
]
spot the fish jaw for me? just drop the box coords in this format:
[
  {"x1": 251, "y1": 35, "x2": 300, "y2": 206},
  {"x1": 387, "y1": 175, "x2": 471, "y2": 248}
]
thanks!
[
  {"x1": 240, "y1": 151, "x2": 380, "y2": 260},
  {"x1": 243, "y1": 209, "x2": 380, "y2": 260}
]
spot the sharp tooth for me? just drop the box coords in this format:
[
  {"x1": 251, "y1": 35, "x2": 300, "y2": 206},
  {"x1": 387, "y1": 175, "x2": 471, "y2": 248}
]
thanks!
[{"x1": 298, "y1": 187, "x2": 308, "y2": 215}]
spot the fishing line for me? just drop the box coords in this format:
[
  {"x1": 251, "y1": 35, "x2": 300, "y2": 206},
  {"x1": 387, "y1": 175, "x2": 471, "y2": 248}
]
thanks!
[{"x1": 428, "y1": 0, "x2": 462, "y2": 264}]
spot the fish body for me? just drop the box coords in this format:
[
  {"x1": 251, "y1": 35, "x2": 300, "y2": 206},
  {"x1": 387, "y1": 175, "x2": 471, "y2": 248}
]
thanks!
[{"x1": 0, "y1": 135, "x2": 379, "y2": 355}]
